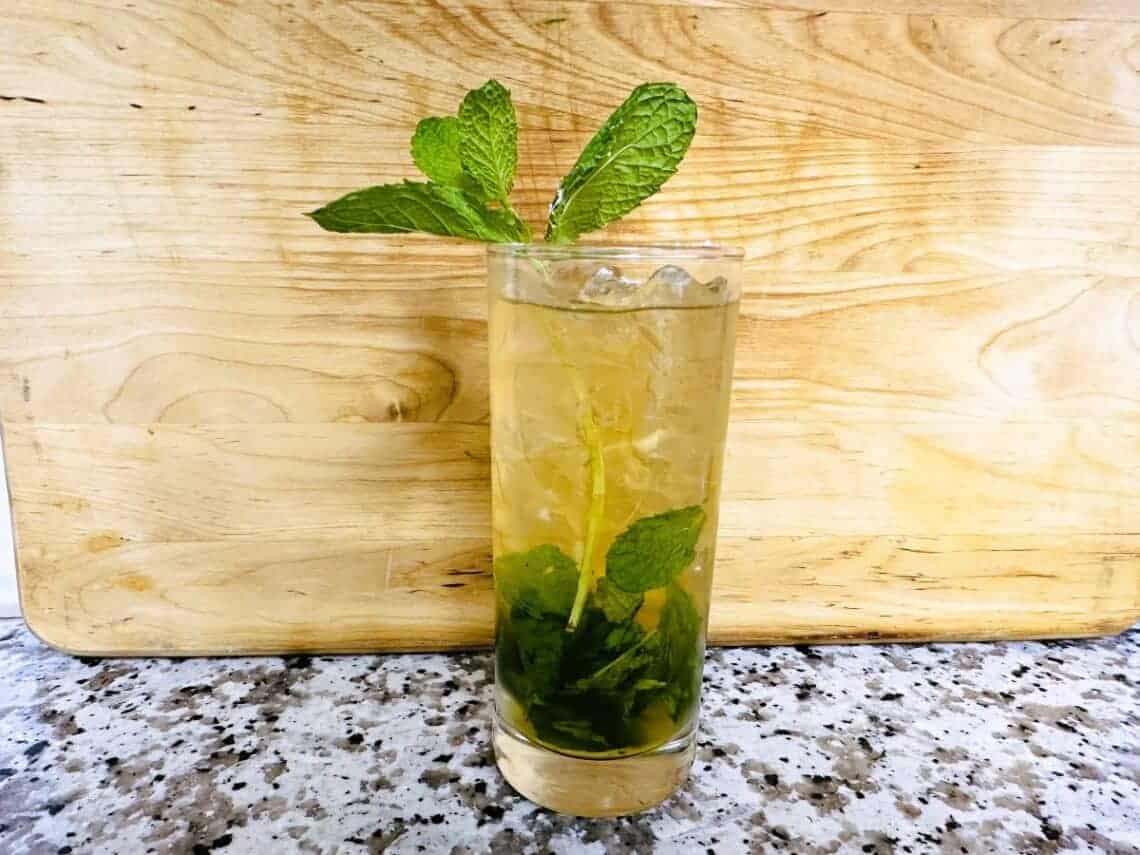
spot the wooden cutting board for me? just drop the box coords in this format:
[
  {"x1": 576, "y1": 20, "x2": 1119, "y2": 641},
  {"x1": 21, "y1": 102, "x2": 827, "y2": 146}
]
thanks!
[{"x1": 2, "y1": 0, "x2": 1138, "y2": 655}]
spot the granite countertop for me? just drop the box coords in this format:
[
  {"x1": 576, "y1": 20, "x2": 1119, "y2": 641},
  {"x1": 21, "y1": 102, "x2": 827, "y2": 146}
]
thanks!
[{"x1": 1, "y1": 621, "x2": 1137, "y2": 854}]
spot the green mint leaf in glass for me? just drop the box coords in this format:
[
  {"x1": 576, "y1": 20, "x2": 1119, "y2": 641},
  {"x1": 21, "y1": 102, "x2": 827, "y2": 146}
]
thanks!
[
  {"x1": 545, "y1": 82, "x2": 697, "y2": 244},
  {"x1": 458, "y1": 79, "x2": 518, "y2": 203},
  {"x1": 307, "y1": 180, "x2": 527, "y2": 242},
  {"x1": 654, "y1": 584, "x2": 703, "y2": 717},
  {"x1": 603, "y1": 620, "x2": 644, "y2": 652},
  {"x1": 508, "y1": 610, "x2": 567, "y2": 695},
  {"x1": 606, "y1": 505, "x2": 706, "y2": 593},
  {"x1": 592, "y1": 577, "x2": 643, "y2": 623},
  {"x1": 573, "y1": 630, "x2": 660, "y2": 691},
  {"x1": 494, "y1": 544, "x2": 579, "y2": 618},
  {"x1": 562, "y1": 608, "x2": 635, "y2": 675},
  {"x1": 410, "y1": 116, "x2": 477, "y2": 193},
  {"x1": 547, "y1": 717, "x2": 608, "y2": 747},
  {"x1": 528, "y1": 693, "x2": 621, "y2": 750}
]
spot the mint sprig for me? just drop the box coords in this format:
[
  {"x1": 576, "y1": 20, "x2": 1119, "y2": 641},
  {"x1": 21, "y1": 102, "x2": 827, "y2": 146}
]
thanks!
[
  {"x1": 309, "y1": 80, "x2": 530, "y2": 242},
  {"x1": 307, "y1": 79, "x2": 696, "y2": 244}
]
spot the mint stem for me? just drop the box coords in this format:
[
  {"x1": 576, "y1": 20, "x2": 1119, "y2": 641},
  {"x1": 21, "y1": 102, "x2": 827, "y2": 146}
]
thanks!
[
  {"x1": 569, "y1": 397, "x2": 605, "y2": 630},
  {"x1": 531, "y1": 263, "x2": 606, "y2": 631},
  {"x1": 498, "y1": 197, "x2": 531, "y2": 242}
]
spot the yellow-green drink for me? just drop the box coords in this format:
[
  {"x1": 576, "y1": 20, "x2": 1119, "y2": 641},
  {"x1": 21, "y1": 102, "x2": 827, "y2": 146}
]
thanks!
[{"x1": 488, "y1": 244, "x2": 741, "y2": 815}]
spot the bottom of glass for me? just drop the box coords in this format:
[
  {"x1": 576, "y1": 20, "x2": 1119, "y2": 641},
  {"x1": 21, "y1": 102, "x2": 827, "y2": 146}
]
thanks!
[{"x1": 493, "y1": 714, "x2": 696, "y2": 817}]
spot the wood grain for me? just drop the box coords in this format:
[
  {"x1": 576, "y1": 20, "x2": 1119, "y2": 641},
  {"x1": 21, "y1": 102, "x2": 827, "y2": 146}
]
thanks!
[
  {"x1": 4, "y1": 270, "x2": 1138, "y2": 425},
  {"x1": 3, "y1": 144, "x2": 1139, "y2": 269},
  {"x1": 16, "y1": 539, "x2": 495, "y2": 655},
  {"x1": 2, "y1": 0, "x2": 1138, "y2": 653},
  {"x1": 370, "y1": 0, "x2": 1140, "y2": 22},
  {"x1": 1, "y1": 280, "x2": 491, "y2": 425},
  {"x1": 14, "y1": 535, "x2": 1139, "y2": 655},
  {"x1": 6, "y1": 421, "x2": 1137, "y2": 544},
  {"x1": 1, "y1": 2, "x2": 1138, "y2": 148},
  {"x1": 5, "y1": 425, "x2": 493, "y2": 543},
  {"x1": 6, "y1": 417, "x2": 1139, "y2": 652},
  {"x1": 708, "y1": 535, "x2": 1140, "y2": 644}
]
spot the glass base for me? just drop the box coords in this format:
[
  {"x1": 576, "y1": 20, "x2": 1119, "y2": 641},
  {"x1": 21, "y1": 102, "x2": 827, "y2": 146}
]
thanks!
[{"x1": 492, "y1": 716, "x2": 696, "y2": 817}]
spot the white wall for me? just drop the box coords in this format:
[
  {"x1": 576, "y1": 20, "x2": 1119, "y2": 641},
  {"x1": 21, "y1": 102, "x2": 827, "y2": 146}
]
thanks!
[{"x1": 0, "y1": 447, "x2": 19, "y2": 616}]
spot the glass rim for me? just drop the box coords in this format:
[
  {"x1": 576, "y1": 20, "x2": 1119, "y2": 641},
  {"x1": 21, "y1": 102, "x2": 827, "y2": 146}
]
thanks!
[{"x1": 487, "y1": 242, "x2": 745, "y2": 261}]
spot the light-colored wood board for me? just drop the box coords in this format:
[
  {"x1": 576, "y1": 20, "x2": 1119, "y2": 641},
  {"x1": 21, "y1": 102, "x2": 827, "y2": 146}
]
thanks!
[
  {"x1": 721, "y1": 419, "x2": 1140, "y2": 537},
  {"x1": 2, "y1": 2, "x2": 1138, "y2": 145},
  {"x1": 14, "y1": 535, "x2": 1139, "y2": 655},
  {"x1": 3, "y1": 271, "x2": 1137, "y2": 425},
  {"x1": 15, "y1": 538, "x2": 495, "y2": 655},
  {"x1": 709, "y1": 535, "x2": 1140, "y2": 645},
  {"x1": 4, "y1": 424, "x2": 493, "y2": 542},
  {"x1": 0, "y1": 299, "x2": 492, "y2": 425},
  {"x1": 3, "y1": 0, "x2": 1139, "y2": 651},
  {"x1": 5, "y1": 422, "x2": 1138, "y2": 544},
  {"x1": 358, "y1": 0, "x2": 1140, "y2": 22},
  {"x1": 2, "y1": 141, "x2": 1138, "y2": 270},
  {"x1": 734, "y1": 271, "x2": 1140, "y2": 422}
]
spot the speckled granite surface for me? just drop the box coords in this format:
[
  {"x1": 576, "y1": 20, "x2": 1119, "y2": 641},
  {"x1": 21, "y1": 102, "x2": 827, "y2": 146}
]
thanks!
[{"x1": 1, "y1": 620, "x2": 1138, "y2": 854}]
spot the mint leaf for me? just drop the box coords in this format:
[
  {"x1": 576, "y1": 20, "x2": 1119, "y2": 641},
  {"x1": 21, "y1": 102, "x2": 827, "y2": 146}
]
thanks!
[
  {"x1": 603, "y1": 621, "x2": 643, "y2": 652},
  {"x1": 606, "y1": 505, "x2": 706, "y2": 593},
  {"x1": 458, "y1": 79, "x2": 518, "y2": 203},
  {"x1": 501, "y1": 604, "x2": 648, "y2": 751},
  {"x1": 307, "y1": 180, "x2": 527, "y2": 242},
  {"x1": 563, "y1": 607, "x2": 631, "y2": 674},
  {"x1": 654, "y1": 584, "x2": 703, "y2": 718},
  {"x1": 508, "y1": 611, "x2": 566, "y2": 695},
  {"x1": 484, "y1": 205, "x2": 531, "y2": 243},
  {"x1": 494, "y1": 544, "x2": 579, "y2": 618},
  {"x1": 528, "y1": 694, "x2": 622, "y2": 750},
  {"x1": 573, "y1": 630, "x2": 659, "y2": 691},
  {"x1": 545, "y1": 82, "x2": 697, "y2": 244},
  {"x1": 593, "y1": 577, "x2": 643, "y2": 623},
  {"x1": 497, "y1": 590, "x2": 704, "y2": 752},
  {"x1": 548, "y1": 717, "x2": 608, "y2": 747},
  {"x1": 310, "y1": 80, "x2": 698, "y2": 245},
  {"x1": 410, "y1": 116, "x2": 474, "y2": 192},
  {"x1": 561, "y1": 606, "x2": 647, "y2": 686}
]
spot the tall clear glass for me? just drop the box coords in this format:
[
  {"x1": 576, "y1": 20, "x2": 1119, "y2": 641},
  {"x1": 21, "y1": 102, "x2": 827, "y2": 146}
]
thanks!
[{"x1": 487, "y1": 243, "x2": 742, "y2": 816}]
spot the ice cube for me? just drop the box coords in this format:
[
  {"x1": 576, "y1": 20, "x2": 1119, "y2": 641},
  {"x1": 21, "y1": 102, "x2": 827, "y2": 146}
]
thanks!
[
  {"x1": 645, "y1": 264, "x2": 697, "y2": 302},
  {"x1": 574, "y1": 265, "x2": 642, "y2": 307},
  {"x1": 535, "y1": 259, "x2": 600, "y2": 305},
  {"x1": 645, "y1": 265, "x2": 727, "y2": 306},
  {"x1": 703, "y1": 276, "x2": 728, "y2": 296}
]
